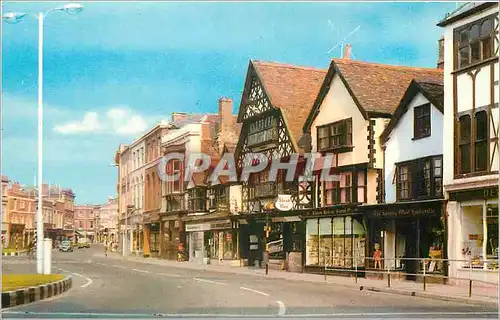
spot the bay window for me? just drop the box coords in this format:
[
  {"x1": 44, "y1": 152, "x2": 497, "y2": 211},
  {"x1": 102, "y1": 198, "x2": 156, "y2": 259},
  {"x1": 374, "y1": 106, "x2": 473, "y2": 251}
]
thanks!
[
  {"x1": 188, "y1": 188, "x2": 206, "y2": 212},
  {"x1": 396, "y1": 155, "x2": 443, "y2": 201}
]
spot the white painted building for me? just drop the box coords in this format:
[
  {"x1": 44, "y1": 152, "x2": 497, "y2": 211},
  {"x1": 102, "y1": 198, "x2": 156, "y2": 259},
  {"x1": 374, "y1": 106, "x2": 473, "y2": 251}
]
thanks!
[
  {"x1": 438, "y1": 2, "x2": 499, "y2": 284},
  {"x1": 376, "y1": 80, "x2": 445, "y2": 275}
]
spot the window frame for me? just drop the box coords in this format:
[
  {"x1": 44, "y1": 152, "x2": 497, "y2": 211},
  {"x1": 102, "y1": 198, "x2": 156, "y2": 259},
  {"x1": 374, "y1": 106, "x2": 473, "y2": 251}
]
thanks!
[
  {"x1": 454, "y1": 14, "x2": 496, "y2": 70},
  {"x1": 188, "y1": 187, "x2": 206, "y2": 212},
  {"x1": 395, "y1": 155, "x2": 444, "y2": 201},
  {"x1": 413, "y1": 103, "x2": 431, "y2": 139},
  {"x1": 456, "y1": 110, "x2": 490, "y2": 176},
  {"x1": 247, "y1": 115, "x2": 278, "y2": 148},
  {"x1": 316, "y1": 118, "x2": 353, "y2": 152},
  {"x1": 474, "y1": 110, "x2": 488, "y2": 172}
]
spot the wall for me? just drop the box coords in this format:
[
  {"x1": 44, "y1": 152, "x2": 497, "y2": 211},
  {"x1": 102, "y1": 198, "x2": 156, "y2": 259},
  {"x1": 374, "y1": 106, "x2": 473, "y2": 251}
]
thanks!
[
  {"x1": 229, "y1": 185, "x2": 242, "y2": 213},
  {"x1": 384, "y1": 92, "x2": 444, "y2": 203},
  {"x1": 372, "y1": 118, "x2": 390, "y2": 169},
  {"x1": 311, "y1": 73, "x2": 369, "y2": 166},
  {"x1": 442, "y1": 6, "x2": 499, "y2": 186}
]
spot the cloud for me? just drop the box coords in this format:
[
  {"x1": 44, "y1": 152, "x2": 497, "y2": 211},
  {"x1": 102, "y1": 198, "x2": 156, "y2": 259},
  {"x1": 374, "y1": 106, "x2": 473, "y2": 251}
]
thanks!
[
  {"x1": 53, "y1": 107, "x2": 149, "y2": 136},
  {"x1": 53, "y1": 112, "x2": 101, "y2": 134}
]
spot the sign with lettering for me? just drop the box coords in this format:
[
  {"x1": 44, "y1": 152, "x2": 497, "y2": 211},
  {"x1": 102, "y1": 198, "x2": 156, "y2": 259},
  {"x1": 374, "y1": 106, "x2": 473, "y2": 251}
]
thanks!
[
  {"x1": 217, "y1": 202, "x2": 230, "y2": 213},
  {"x1": 303, "y1": 206, "x2": 356, "y2": 217},
  {"x1": 275, "y1": 195, "x2": 293, "y2": 211},
  {"x1": 449, "y1": 186, "x2": 498, "y2": 202},
  {"x1": 371, "y1": 207, "x2": 437, "y2": 218},
  {"x1": 362, "y1": 201, "x2": 443, "y2": 219}
]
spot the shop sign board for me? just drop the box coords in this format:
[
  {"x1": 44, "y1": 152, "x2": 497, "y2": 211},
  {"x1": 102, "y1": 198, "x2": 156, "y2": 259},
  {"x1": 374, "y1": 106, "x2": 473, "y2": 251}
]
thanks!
[
  {"x1": 449, "y1": 186, "x2": 498, "y2": 202},
  {"x1": 217, "y1": 202, "x2": 230, "y2": 213},
  {"x1": 303, "y1": 206, "x2": 356, "y2": 217},
  {"x1": 275, "y1": 195, "x2": 293, "y2": 211},
  {"x1": 371, "y1": 207, "x2": 438, "y2": 218},
  {"x1": 185, "y1": 223, "x2": 210, "y2": 232}
]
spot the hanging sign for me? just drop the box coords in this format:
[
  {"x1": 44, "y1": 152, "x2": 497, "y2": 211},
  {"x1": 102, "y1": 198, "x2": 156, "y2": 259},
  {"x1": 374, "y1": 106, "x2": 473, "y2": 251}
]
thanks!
[{"x1": 275, "y1": 195, "x2": 293, "y2": 211}]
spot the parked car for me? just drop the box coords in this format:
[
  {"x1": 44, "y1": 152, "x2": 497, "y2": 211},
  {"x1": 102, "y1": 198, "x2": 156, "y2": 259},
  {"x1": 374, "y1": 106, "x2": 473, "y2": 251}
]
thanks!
[
  {"x1": 77, "y1": 238, "x2": 91, "y2": 249},
  {"x1": 59, "y1": 240, "x2": 73, "y2": 252}
]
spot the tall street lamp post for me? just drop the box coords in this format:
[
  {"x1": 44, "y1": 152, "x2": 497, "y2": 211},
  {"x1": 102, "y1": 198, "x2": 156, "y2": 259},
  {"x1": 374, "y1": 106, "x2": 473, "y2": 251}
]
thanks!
[
  {"x1": 111, "y1": 162, "x2": 127, "y2": 257},
  {"x1": 2, "y1": 3, "x2": 84, "y2": 274}
]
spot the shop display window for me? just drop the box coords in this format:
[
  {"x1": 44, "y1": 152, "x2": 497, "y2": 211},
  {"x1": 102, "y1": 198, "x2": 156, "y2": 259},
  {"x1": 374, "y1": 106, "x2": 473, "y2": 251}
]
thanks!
[{"x1": 306, "y1": 216, "x2": 366, "y2": 268}]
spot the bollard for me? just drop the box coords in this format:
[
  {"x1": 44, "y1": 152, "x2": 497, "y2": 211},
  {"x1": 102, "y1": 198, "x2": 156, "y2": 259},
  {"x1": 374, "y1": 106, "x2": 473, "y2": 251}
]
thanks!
[
  {"x1": 355, "y1": 269, "x2": 358, "y2": 284},
  {"x1": 468, "y1": 280, "x2": 472, "y2": 297},
  {"x1": 387, "y1": 272, "x2": 391, "y2": 288},
  {"x1": 423, "y1": 275, "x2": 426, "y2": 291},
  {"x1": 324, "y1": 267, "x2": 327, "y2": 281},
  {"x1": 265, "y1": 263, "x2": 269, "y2": 275}
]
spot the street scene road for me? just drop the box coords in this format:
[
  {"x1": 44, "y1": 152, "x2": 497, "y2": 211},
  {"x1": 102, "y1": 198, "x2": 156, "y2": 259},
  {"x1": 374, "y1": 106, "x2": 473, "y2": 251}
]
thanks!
[{"x1": 2, "y1": 245, "x2": 497, "y2": 319}]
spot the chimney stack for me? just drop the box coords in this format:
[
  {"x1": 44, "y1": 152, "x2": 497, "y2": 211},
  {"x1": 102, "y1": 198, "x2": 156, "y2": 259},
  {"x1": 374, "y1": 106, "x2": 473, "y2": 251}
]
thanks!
[
  {"x1": 218, "y1": 97, "x2": 233, "y2": 132},
  {"x1": 437, "y1": 35, "x2": 444, "y2": 69},
  {"x1": 343, "y1": 44, "x2": 352, "y2": 60}
]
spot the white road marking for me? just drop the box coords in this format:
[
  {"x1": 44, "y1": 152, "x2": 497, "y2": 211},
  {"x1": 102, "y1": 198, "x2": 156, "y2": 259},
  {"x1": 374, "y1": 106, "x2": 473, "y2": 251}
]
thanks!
[
  {"x1": 59, "y1": 268, "x2": 93, "y2": 288},
  {"x1": 157, "y1": 272, "x2": 181, "y2": 277},
  {"x1": 112, "y1": 264, "x2": 126, "y2": 269},
  {"x1": 194, "y1": 278, "x2": 228, "y2": 285},
  {"x1": 276, "y1": 300, "x2": 286, "y2": 316},
  {"x1": 132, "y1": 268, "x2": 150, "y2": 274},
  {"x1": 239, "y1": 286, "x2": 269, "y2": 296}
]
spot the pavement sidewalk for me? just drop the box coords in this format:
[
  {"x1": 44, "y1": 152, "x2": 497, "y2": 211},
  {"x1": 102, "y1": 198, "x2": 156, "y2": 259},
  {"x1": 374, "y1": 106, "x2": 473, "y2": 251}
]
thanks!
[{"x1": 105, "y1": 252, "x2": 498, "y2": 306}]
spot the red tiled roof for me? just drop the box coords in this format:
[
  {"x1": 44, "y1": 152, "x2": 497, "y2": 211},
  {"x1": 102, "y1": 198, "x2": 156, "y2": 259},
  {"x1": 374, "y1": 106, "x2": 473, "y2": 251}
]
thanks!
[
  {"x1": 332, "y1": 58, "x2": 443, "y2": 115},
  {"x1": 252, "y1": 60, "x2": 328, "y2": 151}
]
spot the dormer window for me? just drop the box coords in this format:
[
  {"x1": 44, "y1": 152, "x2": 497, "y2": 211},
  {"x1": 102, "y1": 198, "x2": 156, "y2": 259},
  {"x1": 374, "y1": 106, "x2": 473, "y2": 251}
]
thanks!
[{"x1": 414, "y1": 103, "x2": 431, "y2": 139}]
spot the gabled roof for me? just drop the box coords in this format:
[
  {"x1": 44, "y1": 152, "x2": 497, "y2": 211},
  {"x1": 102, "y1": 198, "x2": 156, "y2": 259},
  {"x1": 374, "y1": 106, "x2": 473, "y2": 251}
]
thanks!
[
  {"x1": 304, "y1": 58, "x2": 443, "y2": 131},
  {"x1": 380, "y1": 80, "x2": 444, "y2": 145},
  {"x1": 437, "y1": 2, "x2": 496, "y2": 27},
  {"x1": 239, "y1": 60, "x2": 328, "y2": 151}
]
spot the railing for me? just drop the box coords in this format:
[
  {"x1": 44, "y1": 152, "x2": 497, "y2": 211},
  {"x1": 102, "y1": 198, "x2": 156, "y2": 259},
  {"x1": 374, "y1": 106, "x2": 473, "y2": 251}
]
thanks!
[{"x1": 321, "y1": 256, "x2": 499, "y2": 298}]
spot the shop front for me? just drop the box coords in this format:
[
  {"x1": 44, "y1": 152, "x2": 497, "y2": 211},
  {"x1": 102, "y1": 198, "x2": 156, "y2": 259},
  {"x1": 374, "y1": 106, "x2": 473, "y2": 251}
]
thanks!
[
  {"x1": 239, "y1": 207, "x2": 305, "y2": 271},
  {"x1": 142, "y1": 211, "x2": 160, "y2": 257},
  {"x1": 361, "y1": 199, "x2": 446, "y2": 281},
  {"x1": 160, "y1": 214, "x2": 184, "y2": 261},
  {"x1": 447, "y1": 186, "x2": 498, "y2": 284},
  {"x1": 184, "y1": 215, "x2": 239, "y2": 265},
  {"x1": 303, "y1": 205, "x2": 366, "y2": 274}
]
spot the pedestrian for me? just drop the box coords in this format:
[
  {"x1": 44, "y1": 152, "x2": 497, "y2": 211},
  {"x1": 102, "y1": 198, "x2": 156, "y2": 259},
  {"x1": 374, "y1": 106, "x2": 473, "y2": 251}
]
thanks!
[
  {"x1": 28, "y1": 241, "x2": 35, "y2": 260},
  {"x1": 104, "y1": 241, "x2": 108, "y2": 257}
]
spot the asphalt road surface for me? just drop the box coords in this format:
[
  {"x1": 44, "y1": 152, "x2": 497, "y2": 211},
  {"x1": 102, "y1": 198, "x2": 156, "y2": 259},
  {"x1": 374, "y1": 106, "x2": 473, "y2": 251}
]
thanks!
[{"x1": 2, "y1": 245, "x2": 498, "y2": 319}]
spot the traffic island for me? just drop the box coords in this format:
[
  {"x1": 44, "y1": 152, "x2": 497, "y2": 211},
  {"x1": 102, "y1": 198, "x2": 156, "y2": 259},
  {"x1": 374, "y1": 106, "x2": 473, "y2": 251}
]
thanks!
[{"x1": 1, "y1": 274, "x2": 72, "y2": 308}]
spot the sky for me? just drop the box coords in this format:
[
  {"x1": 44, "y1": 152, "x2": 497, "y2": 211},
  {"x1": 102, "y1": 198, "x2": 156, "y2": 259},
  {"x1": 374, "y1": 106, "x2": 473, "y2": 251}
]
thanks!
[{"x1": 1, "y1": 1, "x2": 457, "y2": 205}]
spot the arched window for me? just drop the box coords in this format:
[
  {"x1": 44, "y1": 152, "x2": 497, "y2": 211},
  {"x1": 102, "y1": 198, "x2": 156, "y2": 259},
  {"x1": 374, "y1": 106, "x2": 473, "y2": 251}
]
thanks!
[{"x1": 475, "y1": 111, "x2": 488, "y2": 172}]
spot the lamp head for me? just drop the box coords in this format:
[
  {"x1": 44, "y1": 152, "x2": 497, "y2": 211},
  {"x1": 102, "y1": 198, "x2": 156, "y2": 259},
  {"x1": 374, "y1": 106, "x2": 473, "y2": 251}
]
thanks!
[
  {"x1": 2, "y1": 12, "x2": 27, "y2": 24},
  {"x1": 62, "y1": 3, "x2": 84, "y2": 15}
]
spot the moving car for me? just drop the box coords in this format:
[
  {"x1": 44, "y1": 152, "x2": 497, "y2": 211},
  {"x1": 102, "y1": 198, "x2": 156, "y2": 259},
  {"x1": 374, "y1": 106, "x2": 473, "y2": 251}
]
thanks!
[
  {"x1": 77, "y1": 237, "x2": 91, "y2": 249},
  {"x1": 59, "y1": 240, "x2": 73, "y2": 252}
]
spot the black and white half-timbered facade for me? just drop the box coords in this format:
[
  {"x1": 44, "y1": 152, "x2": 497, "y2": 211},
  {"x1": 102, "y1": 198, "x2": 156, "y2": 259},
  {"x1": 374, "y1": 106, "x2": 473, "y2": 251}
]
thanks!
[
  {"x1": 235, "y1": 60, "x2": 327, "y2": 271},
  {"x1": 438, "y1": 2, "x2": 499, "y2": 284}
]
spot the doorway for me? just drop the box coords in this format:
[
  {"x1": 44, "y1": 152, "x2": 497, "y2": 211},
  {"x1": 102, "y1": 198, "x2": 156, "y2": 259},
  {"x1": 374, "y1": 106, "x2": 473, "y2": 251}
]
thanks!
[{"x1": 397, "y1": 220, "x2": 419, "y2": 280}]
